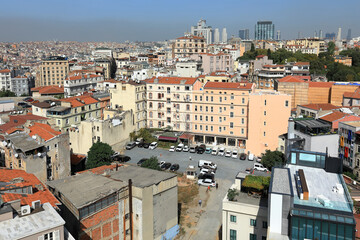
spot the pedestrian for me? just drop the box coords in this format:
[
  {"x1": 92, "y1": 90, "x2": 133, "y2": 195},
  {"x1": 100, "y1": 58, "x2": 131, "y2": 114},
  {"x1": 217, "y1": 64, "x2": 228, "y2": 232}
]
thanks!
[
  {"x1": 198, "y1": 199, "x2": 202, "y2": 207},
  {"x1": 207, "y1": 185, "x2": 210, "y2": 192},
  {"x1": 189, "y1": 156, "x2": 192, "y2": 161},
  {"x1": 216, "y1": 183, "x2": 219, "y2": 189}
]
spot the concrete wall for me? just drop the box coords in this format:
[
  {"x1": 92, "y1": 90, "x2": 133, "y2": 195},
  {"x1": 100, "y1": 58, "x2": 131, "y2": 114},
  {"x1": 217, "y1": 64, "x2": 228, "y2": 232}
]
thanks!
[
  {"x1": 276, "y1": 82, "x2": 308, "y2": 109},
  {"x1": 268, "y1": 193, "x2": 282, "y2": 234},
  {"x1": 23, "y1": 225, "x2": 64, "y2": 240},
  {"x1": 308, "y1": 86, "x2": 331, "y2": 104}
]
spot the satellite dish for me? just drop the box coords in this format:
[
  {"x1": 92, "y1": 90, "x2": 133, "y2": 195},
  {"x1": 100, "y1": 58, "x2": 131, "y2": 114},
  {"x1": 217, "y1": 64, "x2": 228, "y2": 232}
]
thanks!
[{"x1": 37, "y1": 152, "x2": 41, "y2": 157}]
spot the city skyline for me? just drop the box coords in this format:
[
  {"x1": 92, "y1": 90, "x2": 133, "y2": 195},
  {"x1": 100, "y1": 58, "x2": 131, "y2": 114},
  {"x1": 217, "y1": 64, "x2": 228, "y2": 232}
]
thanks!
[{"x1": 0, "y1": 0, "x2": 359, "y2": 42}]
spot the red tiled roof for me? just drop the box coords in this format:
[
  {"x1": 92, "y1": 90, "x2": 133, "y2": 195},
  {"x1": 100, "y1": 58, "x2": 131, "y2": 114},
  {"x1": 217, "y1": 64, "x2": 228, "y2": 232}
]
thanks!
[
  {"x1": 0, "y1": 168, "x2": 60, "y2": 208},
  {"x1": 344, "y1": 88, "x2": 360, "y2": 99},
  {"x1": 0, "y1": 114, "x2": 47, "y2": 134},
  {"x1": 31, "y1": 85, "x2": 64, "y2": 95},
  {"x1": 204, "y1": 82, "x2": 254, "y2": 90},
  {"x1": 263, "y1": 64, "x2": 285, "y2": 68},
  {"x1": 71, "y1": 153, "x2": 86, "y2": 165},
  {"x1": 256, "y1": 55, "x2": 266, "y2": 58},
  {"x1": 59, "y1": 95, "x2": 99, "y2": 107},
  {"x1": 301, "y1": 103, "x2": 340, "y2": 111},
  {"x1": 308, "y1": 82, "x2": 334, "y2": 87},
  {"x1": 177, "y1": 35, "x2": 204, "y2": 40},
  {"x1": 294, "y1": 62, "x2": 310, "y2": 66},
  {"x1": 320, "y1": 111, "x2": 348, "y2": 122},
  {"x1": 0, "y1": 69, "x2": 11, "y2": 73},
  {"x1": 77, "y1": 164, "x2": 119, "y2": 175},
  {"x1": 28, "y1": 122, "x2": 61, "y2": 141},
  {"x1": 278, "y1": 75, "x2": 306, "y2": 83},
  {"x1": 145, "y1": 76, "x2": 197, "y2": 85},
  {"x1": 65, "y1": 74, "x2": 101, "y2": 81}
]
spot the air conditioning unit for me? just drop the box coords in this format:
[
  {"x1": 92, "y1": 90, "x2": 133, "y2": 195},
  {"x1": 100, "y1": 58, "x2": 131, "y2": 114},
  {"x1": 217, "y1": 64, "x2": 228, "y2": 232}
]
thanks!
[
  {"x1": 21, "y1": 205, "x2": 31, "y2": 216},
  {"x1": 32, "y1": 200, "x2": 41, "y2": 209}
]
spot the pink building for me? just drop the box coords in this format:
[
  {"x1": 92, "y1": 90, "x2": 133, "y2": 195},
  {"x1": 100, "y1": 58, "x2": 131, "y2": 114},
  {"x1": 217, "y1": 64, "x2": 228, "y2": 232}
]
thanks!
[{"x1": 190, "y1": 53, "x2": 233, "y2": 74}]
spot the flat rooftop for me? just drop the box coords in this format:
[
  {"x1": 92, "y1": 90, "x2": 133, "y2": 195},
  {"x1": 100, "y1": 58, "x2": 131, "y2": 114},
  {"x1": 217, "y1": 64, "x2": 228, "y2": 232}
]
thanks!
[
  {"x1": 295, "y1": 119, "x2": 331, "y2": 129},
  {"x1": 270, "y1": 168, "x2": 293, "y2": 195},
  {"x1": 288, "y1": 164, "x2": 353, "y2": 213},
  {"x1": 232, "y1": 191, "x2": 268, "y2": 207},
  {"x1": 5, "y1": 132, "x2": 44, "y2": 152},
  {"x1": 47, "y1": 172, "x2": 127, "y2": 209},
  {"x1": 109, "y1": 165, "x2": 176, "y2": 188},
  {"x1": 341, "y1": 121, "x2": 360, "y2": 128},
  {"x1": 0, "y1": 203, "x2": 65, "y2": 240}
]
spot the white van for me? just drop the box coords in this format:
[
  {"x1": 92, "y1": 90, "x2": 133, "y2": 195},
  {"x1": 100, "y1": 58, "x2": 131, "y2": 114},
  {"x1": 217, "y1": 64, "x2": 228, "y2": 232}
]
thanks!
[
  {"x1": 198, "y1": 160, "x2": 217, "y2": 170},
  {"x1": 248, "y1": 153, "x2": 255, "y2": 161},
  {"x1": 218, "y1": 147, "x2": 225, "y2": 156},
  {"x1": 211, "y1": 147, "x2": 218, "y2": 155},
  {"x1": 254, "y1": 163, "x2": 268, "y2": 172}
]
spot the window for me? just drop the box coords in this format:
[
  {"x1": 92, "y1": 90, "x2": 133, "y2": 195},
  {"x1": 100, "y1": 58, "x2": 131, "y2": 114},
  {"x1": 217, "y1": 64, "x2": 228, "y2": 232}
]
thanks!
[
  {"x1": 264, "y1": 131, "x2": 266, "y2": 136},
  {"x1": 211, "y1": 96, "x2": 213, "y2": 102},
  {"x1": 262, "y1": 237, "x2": 267, "y2": 240},
  {"x1": 206, "y1": 96, "x2": 208, "y2": 101},
  {"x1": 250, "y1": 233, "x2": 257, "y2": 240},
  {"x1": 230, "y1": 122, "x2": 234, "y2": 128},
  {"x1": 205, "y1": 126, "x2": 208, "y2": 131},
  {"x1": 230, "y1": 112, "x2": 234, "y2": 117},
  {"x1": 200, "y1": 96, "x2": 202, "y2": 101},
  {"x1": 264, "y1": 121, "x2": 266, "y2": 126},
  {"x1": 264, "y1": 100, "x2": 267, "y2": 105},
  {"x1": 211, "y1": 116, "x2": 213, "y2": 122},
  {"x1": 200, "y1": 125, "x2": 202, "y2": 130},
  {"x1": 206, "y1": 106, "x2": 208, "y2": 112},
  {"x1": 211, "y1": 107, "x2": 213, "y2": 112},
  {"x1": 242, "y1": 98, "x2": 245, "y2": 104},
  {"x1": 200, "y1": 116, "x2": 203, "y2": 121},
  {"x1": 285, "y1": 100, "x2": 289, "y2": 107},
  {"x1": 262, "y1": 221, "x2": 268, "y2": 228},
  {"x1": 231, "y1": 93, "x2": 234, "y2": 100},
  {"x1": 195, "y1": 95, "x2": 198, "y2": 101},
  {"x1": 264, "y1": 111, "x2": 266, "y2": 116},
  {"x1": 230, "y1": 215, "x2": 236, "y2": 222},
  {"x1": 205, "y1": 116, "x2": 208, "y2": 121},
  {"x1": 250, "y1": 219, "x2": 257, "y2": 226},
  {"x1": 195, "y1": 125, "x2": 197, "y2": 130},
  {"x1": 211, "y1": 126, "x2": 213, "y2": 131},
  {"x1": 242, "y1": 108, "x2": 245, "y2": 114},
  {"x1": 195, "y1": 115, "x2": 198, "y2": 120},
  {"x1": 230, "y1": 229, "x2": 237, "y2": 240}
]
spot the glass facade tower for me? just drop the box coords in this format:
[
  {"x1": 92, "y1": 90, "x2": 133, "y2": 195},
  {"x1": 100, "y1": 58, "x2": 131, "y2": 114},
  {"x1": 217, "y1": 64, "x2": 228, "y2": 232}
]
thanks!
[{"x1": 255, "y1": 21, "x2": 275, "y2": 40}]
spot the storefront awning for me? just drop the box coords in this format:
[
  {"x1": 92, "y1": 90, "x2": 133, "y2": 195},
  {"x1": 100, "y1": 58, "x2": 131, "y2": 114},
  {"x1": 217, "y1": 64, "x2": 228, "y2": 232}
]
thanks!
[
  {"x1": 158, "y1": 135, "x2": 178, "y2": 142},
  {"x1": 179, "y1": 133, "x2": 193, "y2": 139}
]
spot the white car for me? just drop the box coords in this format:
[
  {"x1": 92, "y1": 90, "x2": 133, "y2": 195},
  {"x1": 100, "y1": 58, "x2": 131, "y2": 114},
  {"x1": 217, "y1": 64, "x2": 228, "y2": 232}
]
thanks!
[
  {"x1": 254, "y1": 163, "x2": 268, "y2": 172},
  {"x1": 183, "y1": 145, "x2": 189, "y2": 152},
  {"x1": 169, "y1": 146, "x2": 175, "y2": 152},
  {"x1": 231, "y1": 150, "x2": 238, "y2": 159},
  {"x1": 211, "y1": 148, "x2": 218, "y2": 155},
  {"x1": 198, "y1": 178, "x2": 216, "y2": 187},
  {"x1": 199, "y1": 168, "x2": 215, "y2": 175},
  {"x1": 159, "y1": 161, "x2": 165, "y2": 167},
  {"x1": 218, "y1": 147, "x2": 225, "y2": 156},
  {"x1": 149, "y1": 142, "x2": 158, "y2": 150},
  {"x1": 225, "y1": 150, "x2": 231, "y2": 157},
  {"x1": 176, "y1": 143, "x2": 184, "y2": 152}
]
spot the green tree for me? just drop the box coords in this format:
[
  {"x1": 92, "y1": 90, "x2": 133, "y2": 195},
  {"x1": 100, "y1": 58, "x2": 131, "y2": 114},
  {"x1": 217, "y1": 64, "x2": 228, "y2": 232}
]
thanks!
[
  {"x1": 250, "y1": 43, "x2": 255, "y2": 52},
  {"x1": 227, "y1": 188, "x2": 239, "y2": 201},
  {"x1": 261, "y1": 150, "x2": 285, "y2": 170},
  {"x1": 110, "y1": 57, "x2": 117, "y2": 79},
  {"x1": 86, "y1": 141, "x2": 114, "y2": 169},
  {"x1": 327, "y1": 41, "x2": 335, "y2": 56},
  {"x1": 0, "y1": 90, "x2": 16, "y2": 97},
  {"x1": 141, "y1": 156, "x2": 161, "y2": 171}
]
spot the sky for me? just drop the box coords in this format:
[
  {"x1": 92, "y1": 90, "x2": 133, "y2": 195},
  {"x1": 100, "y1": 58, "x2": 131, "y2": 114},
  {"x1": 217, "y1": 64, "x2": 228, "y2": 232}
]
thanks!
[{"x1": 0, "y1": 0, "x2": 359, "y2": 42}]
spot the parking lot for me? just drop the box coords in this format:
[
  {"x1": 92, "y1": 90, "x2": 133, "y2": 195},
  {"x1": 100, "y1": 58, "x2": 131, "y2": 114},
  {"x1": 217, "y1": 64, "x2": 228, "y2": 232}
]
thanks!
[{"x1": 124, "y1": 146, "x2": 257, "y2": 182}]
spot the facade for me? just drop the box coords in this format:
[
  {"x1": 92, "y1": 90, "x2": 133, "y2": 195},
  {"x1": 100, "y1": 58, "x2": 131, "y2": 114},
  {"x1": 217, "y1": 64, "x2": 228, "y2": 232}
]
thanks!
[
  {"x1": 145, "y1": 77, "x2": 202, "y2": 131},
  {"x1": 37, "y1": 56, "x2": 69, "y2": 86},
  {"x1": 173, "y1": 61, "x2": 202, "y2": 78},
  {"x1": 248, "y1": 55, "x2": 273, "y2": 82},
  {"x1": 0, "y1": 100, "x2": 14, "y2": 112},
  {"x1": 334, "y1": 55, "x2": 352, "y2": 66},
  {"x1": 255, "y1": 21, "x2": 275, "y2": 40},
  {"x1": 296, "y1": 103, "x2": 340, "y2": 118},
  {"x1": 47, "y1": 164, "x2": 178, "y2": 240},
  {"x1": 69, "y1": 111, "x2": 134, "y2": 155},
  {"x1": 239, "y1": 29, "x2": 250, "y2": 40},
  {"x1": 191, "y1": 53, "x2": 233, "y2": 75},
  {"x1": 258, "y1": 64, "x2": 285, "y2": 89},
  {"x1": 173, "y1": 35, "x2": 207, "y2": 58},
  {"x1": 343, "y1": 87, "x2": 360, "y2": 106},
  {"x1": 11, "y1": 75, "x2": 30, "y2": 96},
  {"x1": 222, "y1": 28, "x2": 228, "y2": 43},
  {"x1": 64, "y1": 74, "x2": 104, "y2": 97},
  {"x1": 214, "y1": 28, "x2": 220, "y2": 43},
  {"x1": 109, "y1": 81, "x2": 147, "y2": 130},
  {"x1": 331, "y1": 83, "x2": 360, "y2": 106},
  {"x1": 31, "y1": 85, "x2": 64, "y2": 97},
  {"x1": 45, "y1": 95, "x2": 101, "y2": 130},
  {"x1": 95, "y1": 58, "x2": 112, "y2": 80},
  {"x1": 0, "y1": 69, "x2": 11, "y2": 91},
  {"x1": 286, "y1": 38, "x2": 326, "y2": 55},
  {"x1": 191, "y1": 19, "x2": 213, "y2": 44},
  {"x1": 338, "y1": 121, "x2": 360, "y2": 173},
  {"x1": 246, "y1": 90, "x2": 291, "y2": 156},
  {"x1": 275, "y1": 76, "x2": 308, "y2": 108}
]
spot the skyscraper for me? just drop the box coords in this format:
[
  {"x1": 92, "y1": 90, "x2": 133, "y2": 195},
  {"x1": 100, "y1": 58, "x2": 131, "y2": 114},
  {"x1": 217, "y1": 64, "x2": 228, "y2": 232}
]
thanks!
[
  {"x1": 214, "y1": 28, "x2": 220, "y2": 43},
  {"x1": 239, "y1": 29, "x2": 249, "y2": 40},
  {"x1": 347, "y1": 28, "x2": 352, "y2": 41},
  {"x1": 337, "y1": 28, "x2": 342, "y2": 42},
  {"x1": 191, "y1": 19, "x2": 213, "y2": 44},
  {"x1": 276, "y1": 30, "x2": 281, "y2": 40},
  {"x1": 222, "y1": 28, "x2": 228, "y2": 43},
  {"x1": 255, "y1": 21, "x2": 275, "y2": 40},
  {"x1": 319, "y1": 30, "x2": 323, "y2": 39},
  {"x1": 314, "y1": 31, "x2": 317, "y2": 38}
]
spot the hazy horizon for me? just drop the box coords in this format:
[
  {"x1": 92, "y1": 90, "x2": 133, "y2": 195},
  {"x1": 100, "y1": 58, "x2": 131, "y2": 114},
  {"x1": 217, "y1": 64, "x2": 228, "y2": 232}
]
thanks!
[{"x1": 0, "y1": 0, "x2": 359, "y2": 42}]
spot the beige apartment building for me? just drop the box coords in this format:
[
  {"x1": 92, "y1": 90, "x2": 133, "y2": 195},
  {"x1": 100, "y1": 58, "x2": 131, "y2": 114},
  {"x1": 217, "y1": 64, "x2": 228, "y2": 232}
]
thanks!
[
  {"x1": 246, "y1": 90, "x2": 291, "y2": 156},
  {"x1": 286, "y1": 38, "x2": 326, "y2": 55},
  {"x1": 145, "y1": 77, "x2": 202, "y2": 131},
  {"x1": 37, "y1": 56, "x2": 69, "y2": 86},
  {"x1": 110, "y1": 80, "x2": 147, "y2": 130},
  {"x1": 95, "y1": 58, "x2": 112, "y2": 79},
  {"x1": 192, "y1": 82, "x2": 255, "y2": 147},
  {"x1": 173, "y1": 34, "x2": 207, "y2": 58}
]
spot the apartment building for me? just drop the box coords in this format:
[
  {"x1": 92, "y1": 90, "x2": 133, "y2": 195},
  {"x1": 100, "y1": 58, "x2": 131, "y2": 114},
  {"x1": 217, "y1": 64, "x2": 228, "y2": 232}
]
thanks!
[
  {"x1": 296, "y1": 103, "x2": 340, "y2": 118},
  {"x1": 64, "y1": 74, "x2": 104, "y2": 97},
  {"x1": 173, "y1": 60, "x2": 202, "y2": 78},
  {"x1": 69, "y1": 111, "x2": 134, "y2": 155},
  {"x1": 0, "y1": 69, "x2": 11, "y2": 91},
  {"x1": 37, "y1": 56, "x2": 69, "y2": 86},
  {"x1": 191, "y1": 52, "x2": 233, "y2": 74},
  {"x1": 331, "y1": 83, "x2": 360, "y2": 106},
  {"x1": 31, "y1": 85, "x2": 64, "y2": 97},
  {"x1": 275, "y1": 76, "x2": 308, "y2": 108},
  {"x1": 286, "y1": 38, "x2": 326, "y2": 55},
  {"x1": 173, "y1": 34, "x2": 207, "y2": 58},
  {"x1": 43, "y1": 95, "x2": 101, "y2": 130},
  {"x1": 145, "y1": 77, "x2": 202, "y2": 131},
  {"x1": 343, "y1": 87, "x2": 360, "y2": 106},
  {"x1": 47, "y1": 164, "x2": 178, "y2": 240},
  {"x1": 334, "y1": 55, "x2": 352, "y2": 66},
  {"x1": 338, "y1": 121, "x2": 360, "y2": 174},
  {"x1": 258, "y1": 64, "x2": 285, "y2": 89},
  {"x1": 246, "y1": 90, "x2": 291, "y2": 156},
  {"x1": 248, "y1": 55, "x2": 273, "y2": 83},
  {"x1": 95, "y1": 58, "x2": 112, "y2": 80},
  {"x1": 284, "y1": 62, "x2": 310, "y2": 77},
  {"x1": 11, "y1": 75, "x2": 30, "y2": 96},
  {"x1": 192, "y1": 82, "x2": 255, "y2": 148},
  {"x1": 110, "y1": 80, "x2": 146, "y2": 130},
  {"x1": 197, "y1": 71, "x2": 237, "y2": 84}
]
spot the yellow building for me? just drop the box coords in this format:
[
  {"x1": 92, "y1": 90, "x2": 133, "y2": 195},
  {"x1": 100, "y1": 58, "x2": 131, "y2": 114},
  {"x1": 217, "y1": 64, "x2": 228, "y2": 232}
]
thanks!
[
  {"x1": 37, "y1": 56, "x2": 69, "y2": 87},
  {"x1": 197, "y1": 72, "x2": 237, "y2": 84},
  {"x1": 286, "y1": 38, "x2": 326, "y2": 55},
  {"x1": 109, "y1": 80, "x2": 147, "y2": 130}
]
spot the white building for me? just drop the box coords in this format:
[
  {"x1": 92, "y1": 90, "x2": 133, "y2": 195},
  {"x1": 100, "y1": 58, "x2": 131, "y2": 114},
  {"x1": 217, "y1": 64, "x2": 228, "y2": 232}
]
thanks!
[
  {"x1": 222, "y1": 28, "x2": 228, "y2": 43},
  {"x1": 92, "y1": 48, "x2": 112, "y2": 58},
  {"x1": 64, "y1": 74, "x2": 104, "y2": 97},
  {"x1": 132, "y1": 68, "x2": 155, "y2": 81},
  {"x1": 214, "y1": 28, "x2": 220, "y2": 43},
  {"x1": 11, "y1": 76, "x2": 30, "y2": 96},
  {"x1": 191, "y1": 19, "x2": 213, "y2": 44},
  {"x1": 0, "y1": 69, "x2": 11, "y2": 91},
  {"x1": 173, "y1": 61, "x2": 202, "y2": 78}
]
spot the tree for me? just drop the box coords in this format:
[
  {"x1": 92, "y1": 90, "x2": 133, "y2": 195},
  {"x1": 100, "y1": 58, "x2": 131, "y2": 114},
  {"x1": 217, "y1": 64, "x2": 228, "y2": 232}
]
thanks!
[
  {"x1": 327, "y1": 42, "x2": 335, "y2": 56},
  {"x1": 141, "y1": 156, "x2": 161, "y2": 170},
  {"x1": 261, "y1": 150, "x2": 285, "y2": 170},
  {"x1": 110, "y1": 57, "x2": 117, "y2": 79},
  {"x1": 0, "y1": 90, "x2": 16, "y2": 97},
  {"x1": 227, "y1": 188, "x2": 239, "y2": 201},
  {"x1": 250, "y1": 43, "x2": 255, "y2": 52},
  {"x1": 86, "y1": 141, "x2": 114, "y2": 169}
]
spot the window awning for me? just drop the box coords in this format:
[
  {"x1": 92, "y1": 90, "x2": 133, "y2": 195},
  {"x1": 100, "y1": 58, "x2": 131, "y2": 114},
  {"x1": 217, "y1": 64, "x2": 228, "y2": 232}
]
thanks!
[
  {"x1": 158, "y1": 135, "x2": 178, "y2": 142},
  {"x1": 179, "y1": 133, "x2": 193, "y2": 139}
]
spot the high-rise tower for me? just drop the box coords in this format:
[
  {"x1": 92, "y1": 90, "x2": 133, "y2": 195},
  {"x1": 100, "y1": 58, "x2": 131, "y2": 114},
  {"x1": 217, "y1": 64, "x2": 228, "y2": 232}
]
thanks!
[
  {"x1": 222, "y1": 28, "x2": 228, "y2": 43},
  {"x1": 214, "y1": 28, "x2": 220, "y2": 43},
  {"x1": 255, "y1": 21, "x2": 275, "y2": 40}
]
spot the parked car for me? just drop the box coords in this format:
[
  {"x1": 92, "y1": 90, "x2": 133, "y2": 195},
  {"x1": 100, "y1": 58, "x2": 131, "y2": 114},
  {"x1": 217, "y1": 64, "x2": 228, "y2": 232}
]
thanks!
[
  {"x1": 218, "y1": 147, "x2": 225, "y2": 156},
  {"x1": 161, "y1": 162, "x2": 171, "y2": 170},
  {"x1": 135, "y1": 138, "x2": 143, "y2": 145},
  {"x1": 245, "y1": 168, "x2": 252, "y2": 174},
  {"x1": 170, "y1": 164, "x2": 180, "y2": 171},
  {"x1": 169, "y1": 146, "x2": 175, "y2": 152},
  {"x1": 205, "y1": 147, "x2": 212, "y2": 154},
  {"x1": 198, "y1": 160, "x2": 217, "y2": 170},
  {"x1": 248, "y1": 153, "x2": 255, "y2": 161},
  {"x1": 254, "y1": 163, "x2": 268, "y2": 172},
  {"x1": 112, "y1": 154, "x2": 131, "y2": 162},
  {"x1": 231, "y1": 150, "x2": 238, "y2": 159},
  {"x1": 239, "y1": 153, "x2": 247, "y2": 160},
  {"x1": 138, "y1": 142, "x2": 144, "y2": 148},
  {"x1": 196, "y1": 147, "x2": 205, "y2": 154},
  {"x1": 143, "y1": 142, "x2": 150, "y2": 148},
  {"x1": 190, "y1": 145, "x2": 197, "y2": 153},
  {"x1": 159, "y1": 161, "x2": 165, "y2": 167},
  {"x1": 149, "y1": 142, "x2": 158, "y2": 150},
  {"x1": 211, "y1": 147, "x2": 218, "y2": 156},
  {"x1": 137, "y1": 158, "x2": 148, "y2": 166},
  {"x1": 23, "y1": 97, "x2": 34, "y2": 102},
  {"x1": 198, "y1": 173, "x2": 215, "y2": 180},
  {"x1": 176, "y1": 143, "x2": 184, "y2": 152},
  {"x1": 199, "y1": 168, "x2": 215, "y2": 175},
  {"x1": 17, "y1": 102, "x2": 31, "y2": 108},
  {"x1": 225, "y1": 149, "x2": 232, "y2": 157},
  {"x1": 198, "y1": 178, "x2": 216, "y2": 187},
  {"x1": 183, "y1": 145, "x2": 189, "y2": 152},
  {"x1": 126, "y1": 142, "x2": 136, "y2": 150}
]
